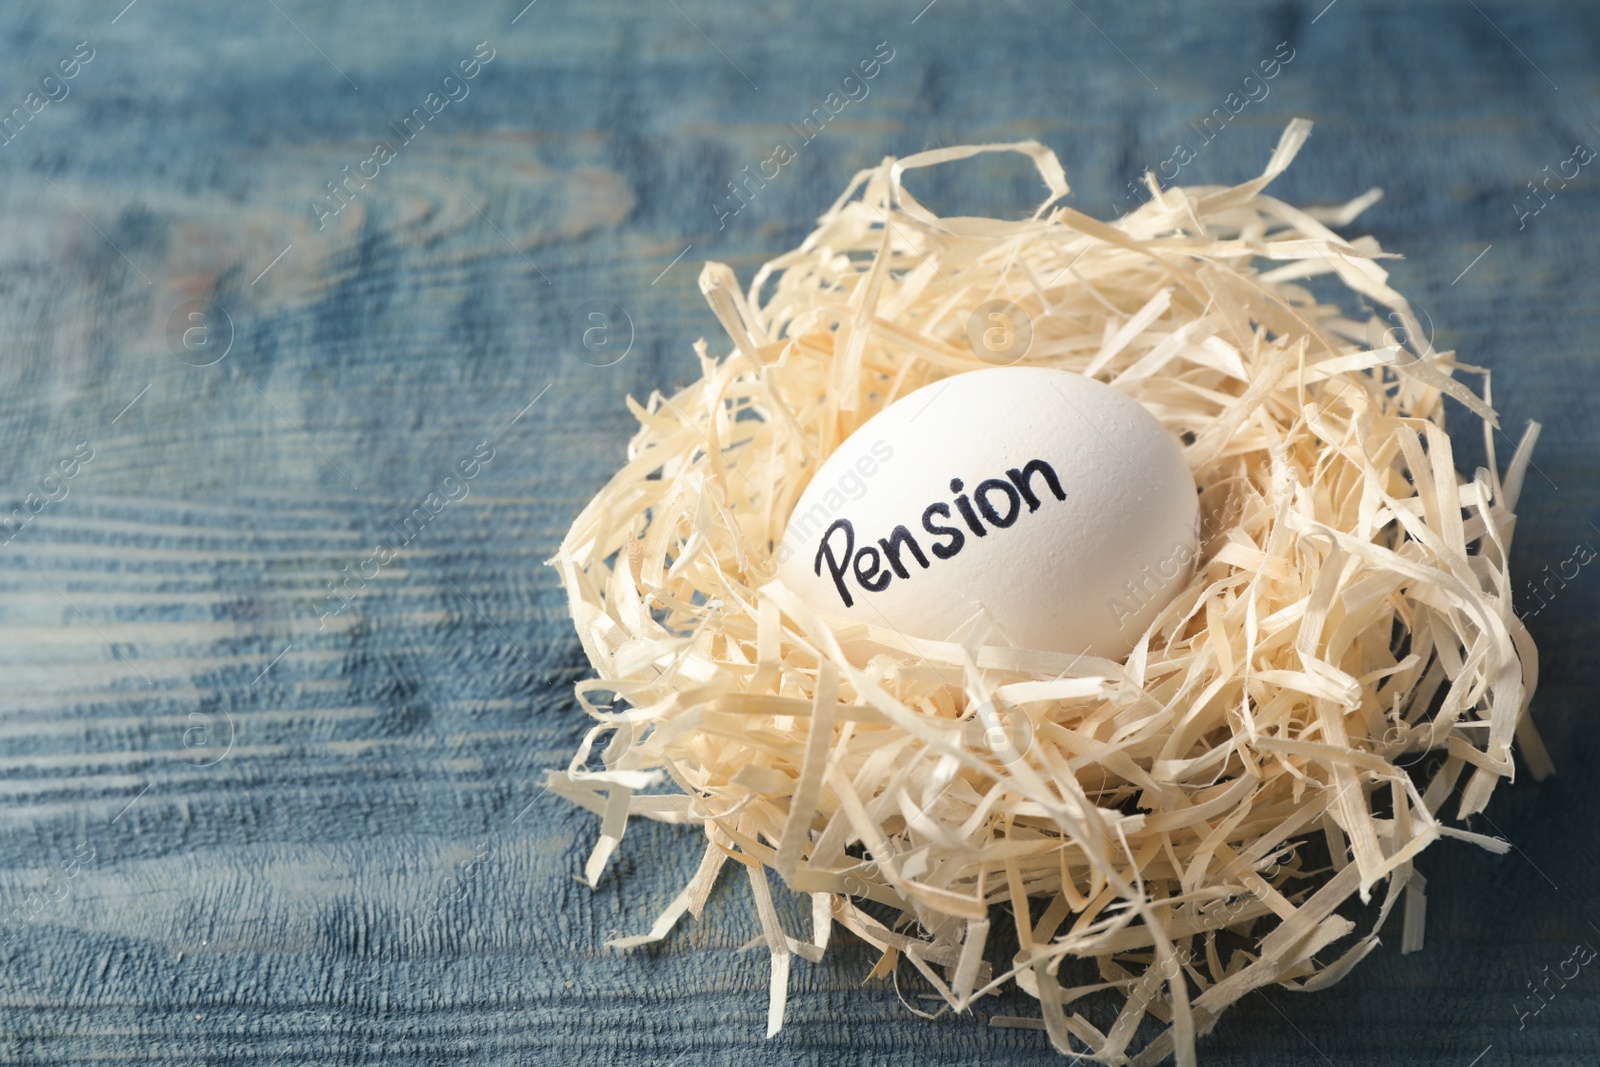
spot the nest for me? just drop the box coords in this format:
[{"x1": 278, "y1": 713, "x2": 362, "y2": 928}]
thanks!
[{"x1": 549, "y1": 120, "x2": 1548, "y2": 1065}]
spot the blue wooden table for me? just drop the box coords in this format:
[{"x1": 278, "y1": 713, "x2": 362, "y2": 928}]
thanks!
[{"x1": 1, "y1": 1, "x2": 1597, "y2": 1063}]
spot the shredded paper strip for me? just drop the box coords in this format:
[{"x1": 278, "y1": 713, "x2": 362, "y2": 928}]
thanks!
[{"x1": 548, "y1": 119, "x2": 1548, "y2": 1065}]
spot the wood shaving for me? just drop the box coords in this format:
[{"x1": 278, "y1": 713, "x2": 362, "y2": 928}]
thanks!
[{"x1": 548, "y1": 119, "x2": 1548, "y2": 1065}]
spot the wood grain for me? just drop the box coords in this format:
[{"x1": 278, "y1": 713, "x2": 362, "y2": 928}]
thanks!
[{"x1": 0, "y1": 0, "x2": 1596, "y2": 1063}]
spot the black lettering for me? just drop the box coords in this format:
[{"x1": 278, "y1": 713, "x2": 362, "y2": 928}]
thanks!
[
  {"x1": 814, "y1": 519, "x2": 856, "y2": 607},
  {"x1": 950, "y1": 479, "x2": 986, "y2": 537},
  {"x1": 878, "y1": 525, "x2": 929, "y2": 578},
  {"x1": 1006, "y1": 459, "x2": 1066, "y2": 511},
  {"x1": 852, "y1": 545, "x2": 890, "y2": 593},
  {"x1": 975, "y1": 479, "x2": 1021, "y2": 528},
  {"x1": 921, "y1": 503, "x2": 965, "y2": 560}
]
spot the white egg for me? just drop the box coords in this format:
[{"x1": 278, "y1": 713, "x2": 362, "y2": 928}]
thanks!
[{"x1": 775, "y1": 366, "x2": 1198, "y2": 661}]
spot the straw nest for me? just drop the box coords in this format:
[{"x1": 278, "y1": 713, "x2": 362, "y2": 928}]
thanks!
[{"x1": 549, "y1": 119, "x2": 1548, "y2": 1065}]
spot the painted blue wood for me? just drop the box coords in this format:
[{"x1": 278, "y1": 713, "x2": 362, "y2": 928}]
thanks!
[{"x1": 0, "y1": 0, "x2": 1596, "y2": 1063}]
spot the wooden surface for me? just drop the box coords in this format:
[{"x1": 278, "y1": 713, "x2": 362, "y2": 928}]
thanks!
[{"x1": 1, "y1": 0, "x2": 1598, "y2": 1063}]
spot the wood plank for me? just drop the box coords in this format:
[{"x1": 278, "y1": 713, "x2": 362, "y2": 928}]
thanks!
[{"x1": 0, "y1": 1, "x2": 1596, "y2": 1063}]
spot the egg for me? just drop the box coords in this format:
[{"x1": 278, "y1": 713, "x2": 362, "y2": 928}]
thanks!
[{"x1": 775, "y1": 366, "x2": 1199, "y2": 661}]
